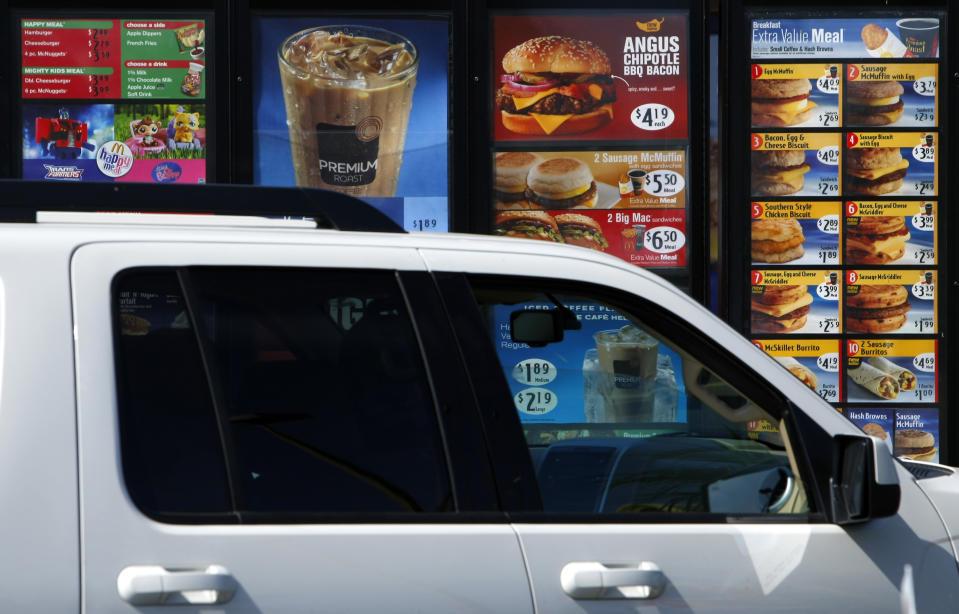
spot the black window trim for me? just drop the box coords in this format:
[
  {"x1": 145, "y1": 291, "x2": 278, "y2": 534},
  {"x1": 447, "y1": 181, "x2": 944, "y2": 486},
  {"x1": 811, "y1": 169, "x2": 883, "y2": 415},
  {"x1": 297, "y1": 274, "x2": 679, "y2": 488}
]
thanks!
[
  {"x1": 111, "y1": 266, "x2": 504, "y2": 525},
  {"x1": 445, "y1": 273, "x2": 830, "y2": 525}
]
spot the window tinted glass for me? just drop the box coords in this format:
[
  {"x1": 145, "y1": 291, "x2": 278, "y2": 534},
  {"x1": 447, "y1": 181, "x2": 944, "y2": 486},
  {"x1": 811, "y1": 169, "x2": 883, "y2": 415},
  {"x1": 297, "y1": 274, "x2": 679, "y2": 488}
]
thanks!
[
  {"x1": 470, "y1": 282, "x2": 811, "y2": 517},
  {"x1": 115, "y1": 268, "x2": 453, "y2": 521}
]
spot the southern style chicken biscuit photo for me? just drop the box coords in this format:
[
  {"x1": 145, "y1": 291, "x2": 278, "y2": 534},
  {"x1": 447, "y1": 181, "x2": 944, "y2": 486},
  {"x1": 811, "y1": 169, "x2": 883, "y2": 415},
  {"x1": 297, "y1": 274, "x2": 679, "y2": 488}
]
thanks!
[
  {"x1": 750, "y1": 284, "x2": 813, "y2": 334},
  {"x1": 845, "y1": 284, "x2": 911, "y2": 333},
  {"x1": 751, "y1": 218, "x2": 805, "y2": 263}
]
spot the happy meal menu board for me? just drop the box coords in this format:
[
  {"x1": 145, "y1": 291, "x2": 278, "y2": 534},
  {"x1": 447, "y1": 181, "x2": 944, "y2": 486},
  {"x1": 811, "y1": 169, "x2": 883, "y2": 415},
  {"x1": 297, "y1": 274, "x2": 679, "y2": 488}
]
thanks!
[
  {"x1": 745, "y1": 12, "x2": 944, "y2": 458},
  {"x1": 19, "y1": 16, "x2": 210, "y2": 184}
]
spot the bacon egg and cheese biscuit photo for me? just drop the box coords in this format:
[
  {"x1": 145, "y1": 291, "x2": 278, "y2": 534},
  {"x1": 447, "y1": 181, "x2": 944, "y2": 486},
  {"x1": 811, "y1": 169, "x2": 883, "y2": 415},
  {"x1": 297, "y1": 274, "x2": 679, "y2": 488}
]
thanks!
[
  {"x1": 844, "y1": 64, "x2": 937, "y2": 127},
  {"x1": 751, "y1": 64, "x2": 839, "y2": 128},
  {"x1": 750, "y1": 270, "x2": 840, "y2": 335},
  {"x1": 844, "y1": 201, "x2": 935, "y2": 266},
  {"x1": 751, "y1": 133, "x2": 840, "y2": 197},
  {"x1": 845, "y1": 132, "x2": 936, "y2": 197},
  {"x1": 845, "y1": 270, "x2": 935, "y2": 335},
  {"x1": 846, "y1": 339, "x2": 936, "y2": 404},
  {"x1": 751, "y1": 202, "x2": 840, "y2": 265}
]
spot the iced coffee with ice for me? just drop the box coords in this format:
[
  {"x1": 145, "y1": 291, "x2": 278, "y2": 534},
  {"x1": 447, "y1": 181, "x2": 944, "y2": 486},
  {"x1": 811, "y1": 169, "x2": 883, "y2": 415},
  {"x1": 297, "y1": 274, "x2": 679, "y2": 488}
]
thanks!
[
  {"x1": 278, "y1": 26, "x2": 418, "y2": 196},
  {"x1": 594, "y1": 325, "x2": 660, "y2": 422}
]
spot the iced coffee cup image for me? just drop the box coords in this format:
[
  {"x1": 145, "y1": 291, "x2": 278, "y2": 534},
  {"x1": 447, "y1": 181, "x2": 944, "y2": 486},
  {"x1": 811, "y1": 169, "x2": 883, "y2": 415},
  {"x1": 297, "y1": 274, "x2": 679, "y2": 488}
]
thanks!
[
  {"x1": 594, "y1": 325, "x2": 659, "y2": 382},
  {"x1": 278, "y1": 26, "x2": 418, "y2": 196}
]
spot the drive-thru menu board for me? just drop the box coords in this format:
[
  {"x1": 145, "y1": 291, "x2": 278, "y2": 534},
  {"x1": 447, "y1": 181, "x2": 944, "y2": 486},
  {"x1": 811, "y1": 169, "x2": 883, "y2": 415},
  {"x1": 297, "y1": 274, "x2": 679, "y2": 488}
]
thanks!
[
  {"x1": 746, "y1": 13, "x2": 943, "y2": 462},
  {"x1": 491, "y1": 12, "x2": 691, "y2": 269},
  {"x1": 20, "y1": 16, "x2": 209, "y2": 183}
]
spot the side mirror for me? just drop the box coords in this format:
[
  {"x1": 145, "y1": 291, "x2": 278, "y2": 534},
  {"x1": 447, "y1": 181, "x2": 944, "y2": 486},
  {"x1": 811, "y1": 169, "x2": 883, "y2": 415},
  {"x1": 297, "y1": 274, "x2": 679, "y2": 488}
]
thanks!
[
  {"x1": 510, "y1": 310, "x2": 563, "y2": 347},
  {"x1": 510, "y1": 307, "x2": 580, "y2": 347},
  {"x1": 833, "y1": 435, "x2": 900, "y2": 524}
]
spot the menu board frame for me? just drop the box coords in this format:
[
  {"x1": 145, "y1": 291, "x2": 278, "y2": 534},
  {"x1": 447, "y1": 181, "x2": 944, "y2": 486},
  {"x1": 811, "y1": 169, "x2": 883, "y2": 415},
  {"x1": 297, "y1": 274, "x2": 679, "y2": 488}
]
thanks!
[
  {"x1": 472, "y1": 0, "x2": 708, "y2": 300},
  {"x1": 10, "y1": 9, "x2": 218, "y2": 185},
  {"x1": 723, "y1": 1, "x2": 950, "y2": 464}
]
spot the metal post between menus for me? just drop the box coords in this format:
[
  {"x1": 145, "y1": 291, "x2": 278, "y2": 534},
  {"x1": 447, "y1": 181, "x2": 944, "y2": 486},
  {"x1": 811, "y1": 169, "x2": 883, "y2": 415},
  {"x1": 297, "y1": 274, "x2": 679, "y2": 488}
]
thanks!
[{"x1": 723, "y1": 0, "x2": 951, "y2": 465}]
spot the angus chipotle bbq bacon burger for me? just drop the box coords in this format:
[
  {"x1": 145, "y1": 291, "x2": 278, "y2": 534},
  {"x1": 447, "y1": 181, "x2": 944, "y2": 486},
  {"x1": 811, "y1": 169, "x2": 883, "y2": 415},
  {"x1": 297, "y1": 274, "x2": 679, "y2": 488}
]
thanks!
[{"x1": 498, "y1": 36, "x2": 616, "y2": 136}]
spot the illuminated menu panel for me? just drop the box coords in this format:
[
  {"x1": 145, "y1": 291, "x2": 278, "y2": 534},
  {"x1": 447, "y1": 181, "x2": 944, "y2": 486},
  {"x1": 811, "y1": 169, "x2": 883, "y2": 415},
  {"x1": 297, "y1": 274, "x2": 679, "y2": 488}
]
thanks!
[
  {"x1": 20, "y1": 17, "x2": 209, "y2": 184},
  {"x1": 490, "y1": 12, "x2": 691, "y2": 270},
  {"x1": 746, "y1": 14, "x2": 943, "y2": 457}
]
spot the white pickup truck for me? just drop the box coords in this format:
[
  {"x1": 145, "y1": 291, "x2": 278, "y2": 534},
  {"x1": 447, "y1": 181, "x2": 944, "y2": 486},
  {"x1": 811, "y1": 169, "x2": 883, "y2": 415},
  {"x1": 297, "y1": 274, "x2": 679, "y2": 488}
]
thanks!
[{"x1": 1, "y1": 181, "x2": 957, "y2": 613}]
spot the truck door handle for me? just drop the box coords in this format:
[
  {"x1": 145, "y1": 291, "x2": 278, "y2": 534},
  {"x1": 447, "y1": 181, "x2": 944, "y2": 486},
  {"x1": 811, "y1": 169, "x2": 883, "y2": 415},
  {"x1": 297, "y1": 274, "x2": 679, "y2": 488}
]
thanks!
[
  {"x1": 117, "y1": 565, "x2": 237, "y2": 605},
  {"x1": 560, "y1": 561, "x2": 665, "y2": 599}
]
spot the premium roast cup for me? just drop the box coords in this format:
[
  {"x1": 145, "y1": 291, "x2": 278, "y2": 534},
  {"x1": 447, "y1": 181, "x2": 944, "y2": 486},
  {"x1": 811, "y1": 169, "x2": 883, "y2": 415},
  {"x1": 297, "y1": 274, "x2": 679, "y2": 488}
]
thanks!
[
  {"x1": 278, "y1": 26, "x2": 419, "y2": 196},
  {"x1": 627, "y1": 169, "x2": 647, "y2": 195},
  {"x1": 897, "y1": 19, "x2": 939, "y2": 58},
  {"x1": 594, "y1": 326, "x2": 660, "y2": 422}
]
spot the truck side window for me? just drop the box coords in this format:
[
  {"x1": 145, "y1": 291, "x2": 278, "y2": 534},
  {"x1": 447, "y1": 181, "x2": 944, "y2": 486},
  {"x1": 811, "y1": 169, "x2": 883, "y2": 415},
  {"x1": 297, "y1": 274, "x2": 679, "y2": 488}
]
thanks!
[
  {"x1": 469, "y1": 283, "x2": 812, "y2": 517},
  {"x1": 114, "y1": 268, "x2": 452, "y2": 522}
]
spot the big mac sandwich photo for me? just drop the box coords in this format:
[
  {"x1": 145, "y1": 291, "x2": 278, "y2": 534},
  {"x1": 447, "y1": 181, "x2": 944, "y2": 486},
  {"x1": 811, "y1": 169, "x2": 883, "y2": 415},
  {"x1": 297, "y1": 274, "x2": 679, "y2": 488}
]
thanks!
[
  {"x1": 845, "y1": 79, "x2": 905, "y2": 126},
  {"x1": 493, "y1": 210, "x2": 564, "y2": 243},
  {"x1": 525, "y1": 157, "x2": 598, "y2": 209},
  {"x1": 497, "y1": 36, "x2": 616, "y2": 136},
  {"x1": 845, "y1": 216, "x2": 911, "y2": 264},
  {"x1": 845, "y1": 147, "x2": 909, "y2": 195},
  {"x1": 751, "y1": 79, "x2": 817, "y2": 127},
  {"x1": 554, "y1": 213, "x2": 608, "y2": 251},
  {"x1": 751, "y1": 150, "x2": 810, "y2": 196}
]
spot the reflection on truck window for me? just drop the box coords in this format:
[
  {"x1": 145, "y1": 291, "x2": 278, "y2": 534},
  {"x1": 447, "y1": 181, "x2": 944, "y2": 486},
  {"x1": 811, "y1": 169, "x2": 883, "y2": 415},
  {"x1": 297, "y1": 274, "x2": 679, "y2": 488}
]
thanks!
[
  {"x1": 114, "y1": 268, "x2": 452, "y2": 523},
  {"x1": 471, "y1": 284, "x2": 811, "y2": 517}
]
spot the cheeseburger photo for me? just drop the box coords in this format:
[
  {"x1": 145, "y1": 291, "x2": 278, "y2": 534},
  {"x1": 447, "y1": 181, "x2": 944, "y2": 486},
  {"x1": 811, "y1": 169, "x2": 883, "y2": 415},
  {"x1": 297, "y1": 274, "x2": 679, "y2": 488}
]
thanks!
[
  {"x1": 845, "y1": 284, "x2": 911, "y2": 333},
  {"x1": 493, "y1": 210, "x2": 564, "y2": 243},
  {"x1": 751, "y1": 150, "x2": 810, "y2": 196},
  {"x1": 751, "y1": 218, "x2": 805, "y2": 263},
  {"x1": 497, "y1": 36, "x2": 616, "y2": 136},
  {"x1": 845, "y1": 147, "x2": 909, "y2": 195},
  {"x1": 494, "y1": 151, "x2": 543, "y2": 210},
  {"x1": 554, "y1": 213, "x2": 608, "y2": 251},
  {"x1": 751, "y1": 78, "x2": 817, "y2": 127},
  {"x1": 526, "y1": 157, "x2": 598, "y2": 209},
  {"x1": 846, "y1": 79, "x2": 905, "y2": 125},
  {"x1": 750, "y1": 284, "x2": 813, "y2": 334},
  {"x1": 845, "y1": 216, "x2": 911, "y2": 264}
]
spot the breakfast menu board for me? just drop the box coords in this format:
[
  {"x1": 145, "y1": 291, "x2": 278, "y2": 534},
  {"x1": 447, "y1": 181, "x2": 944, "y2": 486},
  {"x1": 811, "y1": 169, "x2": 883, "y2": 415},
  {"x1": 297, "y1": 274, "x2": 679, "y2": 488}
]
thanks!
[
  {"x1": 19, "y1": 16, "x2": 209, "y2": 184},
  {"x1": 491, "y1": 11, "x2": 691, "y2": 269},
  {"x1": 745, "y1": 12, "x2": 943, "y2": 458}
]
